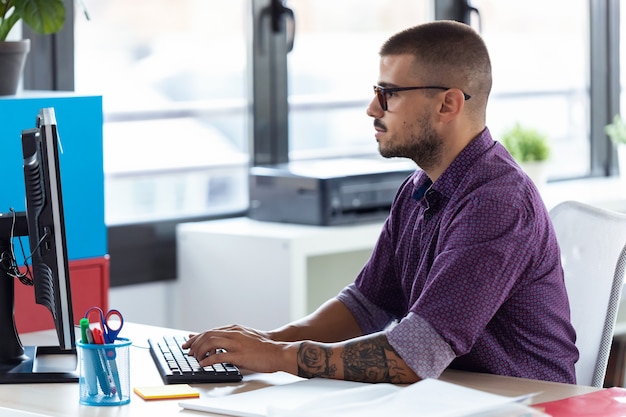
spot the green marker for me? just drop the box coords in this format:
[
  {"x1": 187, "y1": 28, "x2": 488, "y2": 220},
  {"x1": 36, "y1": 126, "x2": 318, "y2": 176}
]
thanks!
[
  {"x1": 79, "y1": 317, "x2": 98, "y2": 395},
  {"x1": 80, "y1": 318, "x2": 90, "y2": 343}
]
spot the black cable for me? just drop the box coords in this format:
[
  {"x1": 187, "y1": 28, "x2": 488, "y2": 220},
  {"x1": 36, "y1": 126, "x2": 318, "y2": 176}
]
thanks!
[{"x1": 2, "y1": 208, "x2": 33, "y2": 286}]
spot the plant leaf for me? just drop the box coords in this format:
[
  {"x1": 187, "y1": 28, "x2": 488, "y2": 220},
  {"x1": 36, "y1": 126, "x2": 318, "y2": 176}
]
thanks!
[
  {"x1": 0, "y1": 6, "x2": 19, "y2": 41},
  {"x1": 16, "y1": 0, "x2": 65, "y2": 35},
  {"x1": 605, "y1": 115, "x2": 626, "y2": 145},
  {"x1": 501, "y1": 123, "x2": 550, "y2": 162}
]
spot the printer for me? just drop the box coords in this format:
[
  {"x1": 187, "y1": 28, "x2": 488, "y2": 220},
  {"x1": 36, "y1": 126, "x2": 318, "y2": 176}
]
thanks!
[{"x1": 248, "y1": 157, "x2": 416, "y2": 226}]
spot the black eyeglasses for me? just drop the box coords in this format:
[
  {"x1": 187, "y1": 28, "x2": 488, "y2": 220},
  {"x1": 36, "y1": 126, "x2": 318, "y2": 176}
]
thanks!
[{"x1": 373, "y1": 85, "x2": 471, "y2": 111}]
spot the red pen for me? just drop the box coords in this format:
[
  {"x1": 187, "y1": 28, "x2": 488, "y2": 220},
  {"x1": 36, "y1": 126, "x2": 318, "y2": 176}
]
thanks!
[
  {"x1": 92, "y1": 327, "x2": 105, "y2": 345},
  {"x1": 91, "y1": 327, "x2": 116, "y2": 396}
]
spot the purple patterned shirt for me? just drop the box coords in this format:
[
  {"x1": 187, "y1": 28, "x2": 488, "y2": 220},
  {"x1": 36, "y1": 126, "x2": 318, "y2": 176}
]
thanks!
[{"x1": 337, "y1": 128, "x2": 578, "y2": 383}]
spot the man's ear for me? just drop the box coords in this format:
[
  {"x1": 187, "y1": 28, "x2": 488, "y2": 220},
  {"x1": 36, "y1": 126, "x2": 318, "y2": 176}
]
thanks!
[{"x1": 438, "y1": 89, "x2": 465, "y2": 123}]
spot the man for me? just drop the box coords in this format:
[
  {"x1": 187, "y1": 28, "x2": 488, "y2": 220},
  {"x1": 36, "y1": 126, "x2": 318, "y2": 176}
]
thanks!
[{"x1": 184, "y1": 20, "x2": 578, "y2": 384}]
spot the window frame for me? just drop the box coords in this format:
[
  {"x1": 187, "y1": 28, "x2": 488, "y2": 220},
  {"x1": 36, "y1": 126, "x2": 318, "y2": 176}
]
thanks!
[{"x1": 589, "y1": 0, "x2": 620, "y2": 177}]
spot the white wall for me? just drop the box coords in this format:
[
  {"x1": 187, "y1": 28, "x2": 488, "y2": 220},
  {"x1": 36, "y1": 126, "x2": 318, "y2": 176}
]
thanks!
[{"x1": 109, "y1": 280, "x2": 180, "y2": 329}]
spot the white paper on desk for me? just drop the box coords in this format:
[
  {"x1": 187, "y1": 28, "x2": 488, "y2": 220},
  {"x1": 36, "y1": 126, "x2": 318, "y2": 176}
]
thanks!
[
  {"x1": 179, "y1": 378, "x2": 539, "y2": 417},
  {"x1": 179, "y1": 378, "x2": 368, "y2": 417},
  {"x1": 268, "y1": 379, "x2": 540, "y2": 417}
]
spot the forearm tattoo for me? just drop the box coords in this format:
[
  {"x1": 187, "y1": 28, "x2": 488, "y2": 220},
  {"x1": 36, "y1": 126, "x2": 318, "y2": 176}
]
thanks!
[
  {"x1": 297, "y1": 343, "x2": 336, "y2": 378},
  {"x1": 297, "y1": 336, "x2": 408, "y2": 382},
  {"x1": 342, "y1": 335, "x2": 407, "y2": 383}
]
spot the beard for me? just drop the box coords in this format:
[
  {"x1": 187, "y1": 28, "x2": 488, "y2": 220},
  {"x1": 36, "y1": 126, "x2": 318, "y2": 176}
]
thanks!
[{"x1": 377, "y1": 112, "x2": 443, "y2": 171}]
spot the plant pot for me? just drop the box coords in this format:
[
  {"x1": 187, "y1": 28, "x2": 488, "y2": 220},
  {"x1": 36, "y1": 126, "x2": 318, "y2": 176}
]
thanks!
[
  {"x1": 0, "y1": 40, "x2": 30, "y2": 96},
  {"x1": 520, "y1": 160, "x2": 548, "y2": 189}
]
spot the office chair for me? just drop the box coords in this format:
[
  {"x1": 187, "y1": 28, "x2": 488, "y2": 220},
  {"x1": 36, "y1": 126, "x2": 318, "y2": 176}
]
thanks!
[{"x1": 549, "y1": 200, "x2": 626, "y2": 387}]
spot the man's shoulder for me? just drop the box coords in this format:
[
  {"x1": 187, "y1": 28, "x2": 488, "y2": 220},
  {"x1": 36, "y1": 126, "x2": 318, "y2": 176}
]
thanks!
[{"x1": 451, "y1": 159, "x2": 541, "y2": 210}]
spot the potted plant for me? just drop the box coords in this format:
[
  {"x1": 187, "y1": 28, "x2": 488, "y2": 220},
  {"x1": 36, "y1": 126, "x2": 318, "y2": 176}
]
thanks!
[
  {"x1": 605, "y1": 114, "x2": 626, "y2": 145},
  {"x1": 605, "y1": 114, "x2": 626, "y2": 178},
  {"x1": 501, "y1": 122, "x2": 551, "y2": 187},
  {"x1": 0, "y1": 0, "x2": 66, "y2": 95}
]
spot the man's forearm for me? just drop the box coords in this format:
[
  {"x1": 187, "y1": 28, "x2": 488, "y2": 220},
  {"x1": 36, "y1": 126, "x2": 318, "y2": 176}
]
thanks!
[
  {"x1": 296, "y1": 332, "x2": 420, "y2": 383},
  {"x1": 269, "y1": 298, "x2": 363, "y2": 343}
]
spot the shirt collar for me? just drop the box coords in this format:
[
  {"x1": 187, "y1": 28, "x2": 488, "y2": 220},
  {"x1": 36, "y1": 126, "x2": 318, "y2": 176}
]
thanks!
[
  {"x1": 412, "y1": 175, "x2": 432, "y2": 200},
  {"x1": 412, "y1": 127, "x2": 493, "y2": 201}
]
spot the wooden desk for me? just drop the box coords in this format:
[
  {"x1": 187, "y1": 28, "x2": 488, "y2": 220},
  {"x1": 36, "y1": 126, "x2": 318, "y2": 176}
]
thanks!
[
  {"x1": 439, "y1": 369, "x2": 598, "y2": 405},
  {"x1": 3, "y1": 322, "x2": 598, "y2": 416}
]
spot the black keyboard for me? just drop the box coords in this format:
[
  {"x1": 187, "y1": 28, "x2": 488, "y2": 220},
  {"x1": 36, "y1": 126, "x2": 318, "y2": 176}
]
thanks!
[{"x1": 148, "y1": 335, "x2": 242, "y2": 384}]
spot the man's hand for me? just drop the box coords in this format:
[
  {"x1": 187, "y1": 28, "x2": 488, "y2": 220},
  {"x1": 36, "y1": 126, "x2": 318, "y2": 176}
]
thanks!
[{"x1": 182, "y1": 325, "x2": 298, "y2": 374}]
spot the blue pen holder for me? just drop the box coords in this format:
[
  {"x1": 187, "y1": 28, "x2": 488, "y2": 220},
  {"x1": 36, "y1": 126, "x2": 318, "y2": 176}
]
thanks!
[{"x1": 77, "y1": 338, "x2": 131, "y2": 406}]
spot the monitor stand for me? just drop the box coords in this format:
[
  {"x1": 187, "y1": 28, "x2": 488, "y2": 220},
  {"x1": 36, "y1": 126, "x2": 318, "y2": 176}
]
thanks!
[{"x1": 0, "y1": 212, "x2": 78, "y2": 383}]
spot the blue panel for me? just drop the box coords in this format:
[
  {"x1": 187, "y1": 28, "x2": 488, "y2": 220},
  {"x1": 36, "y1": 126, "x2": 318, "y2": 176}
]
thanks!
[{"x1": 0, "y1": 94, "x2": 105, "y2": 260}]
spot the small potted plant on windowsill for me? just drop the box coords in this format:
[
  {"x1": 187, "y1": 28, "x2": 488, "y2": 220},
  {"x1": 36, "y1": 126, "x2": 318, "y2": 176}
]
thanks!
[
  {"x1": 501, "y1": 123, "x2": 551, "y2": 187},
  {"x1": 0, "y1": 0, "x2": 66, "y2": 95}
]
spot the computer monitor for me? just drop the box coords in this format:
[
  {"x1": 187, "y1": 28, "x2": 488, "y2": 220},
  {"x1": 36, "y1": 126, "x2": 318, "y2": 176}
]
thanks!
[{"x1": 0, "y1": 107, "x2": 78, "y2": 383}]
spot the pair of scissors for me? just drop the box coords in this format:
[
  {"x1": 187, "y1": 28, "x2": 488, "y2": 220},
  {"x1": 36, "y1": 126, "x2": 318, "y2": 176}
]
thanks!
[
  {"x1": 84, "y1": 307, "x2": 124, "y2": 344},
  {"x1": 84, "y1": 307, "x2": 124, "y2": 399}
]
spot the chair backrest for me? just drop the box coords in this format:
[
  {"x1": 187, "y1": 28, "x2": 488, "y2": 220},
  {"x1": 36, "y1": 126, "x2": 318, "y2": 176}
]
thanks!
[{"x1": 549, "y1": 200, "x2": 626, "y2": 387}]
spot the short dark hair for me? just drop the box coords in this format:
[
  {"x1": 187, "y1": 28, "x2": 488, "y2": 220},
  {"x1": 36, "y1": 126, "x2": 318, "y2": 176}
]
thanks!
[{"x1": 380, "y1": 20, "x2": 492, "y2": 106}]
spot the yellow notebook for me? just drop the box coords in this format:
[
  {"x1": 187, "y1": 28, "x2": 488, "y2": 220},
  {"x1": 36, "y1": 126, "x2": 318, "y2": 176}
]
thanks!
[{"x1": 133, "y1": 384, "x2": 200, "y2": 400}]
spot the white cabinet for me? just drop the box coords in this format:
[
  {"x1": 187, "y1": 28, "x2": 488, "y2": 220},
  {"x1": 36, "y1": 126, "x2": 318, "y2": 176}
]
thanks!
[{"x1": 176, "y1": 218, "x2": 383, "y2": 332}]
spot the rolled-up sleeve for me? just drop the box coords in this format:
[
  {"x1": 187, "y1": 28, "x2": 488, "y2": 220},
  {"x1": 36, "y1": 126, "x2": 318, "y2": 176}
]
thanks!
[
  {"x1": 336, "y1": 283, "x2": 394, "y2": 334},
  {"x1": 338, "y1": 285, "x2": 455, "y2": 379},
  {"x1": 387, "y1": 312, "x2": 456, "y2": 379}
]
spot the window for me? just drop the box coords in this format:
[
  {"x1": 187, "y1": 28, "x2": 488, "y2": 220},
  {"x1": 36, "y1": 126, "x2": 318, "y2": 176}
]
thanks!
[
  {"x1": 286, "y1": 0, "x2": 431, "y2": 159},
  {"x1": 75, "y1": 1, "x2": 435, "y2": 225},
  {"x1": 75, "y1": 0, "x2": 249, "y2": 225},
  {"x1": 471, "y1": 0, "x2": 590, "y2": 179},
  {"x1": 76, "y1": 0, "x2": 594, "y2": 226}
]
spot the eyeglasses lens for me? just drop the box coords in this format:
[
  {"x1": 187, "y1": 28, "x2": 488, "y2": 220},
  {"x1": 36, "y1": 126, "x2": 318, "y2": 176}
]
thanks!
[{"x1": 374, "y1": 87, "x2": 387, "y2": 111}]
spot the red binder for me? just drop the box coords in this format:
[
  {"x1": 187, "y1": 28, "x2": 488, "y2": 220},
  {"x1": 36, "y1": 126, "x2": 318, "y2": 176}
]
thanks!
[{"x1": 535, "y1": 387, "x2": 626, "y2": 416}]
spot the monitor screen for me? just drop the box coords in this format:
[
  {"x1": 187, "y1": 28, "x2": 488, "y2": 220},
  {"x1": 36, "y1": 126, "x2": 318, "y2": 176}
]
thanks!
[{"x1": 0, "y1": 107, "x2": 78, "y2": 383}]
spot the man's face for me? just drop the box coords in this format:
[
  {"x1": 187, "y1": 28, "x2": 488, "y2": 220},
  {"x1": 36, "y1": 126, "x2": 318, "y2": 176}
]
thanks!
[{"x1": 367, "y1": 54, "x2": 443, "y2": 170}]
